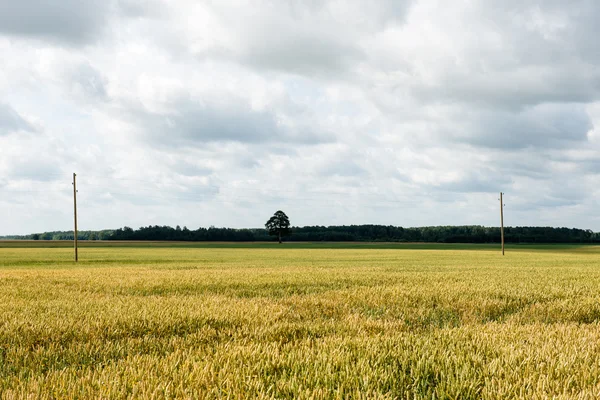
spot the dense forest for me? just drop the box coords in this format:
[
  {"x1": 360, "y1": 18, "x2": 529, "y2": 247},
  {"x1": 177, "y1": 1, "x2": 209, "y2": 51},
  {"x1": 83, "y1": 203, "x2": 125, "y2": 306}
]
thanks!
[{"x1": 3, "y1": 225, "x2": 598, "y2": 244}]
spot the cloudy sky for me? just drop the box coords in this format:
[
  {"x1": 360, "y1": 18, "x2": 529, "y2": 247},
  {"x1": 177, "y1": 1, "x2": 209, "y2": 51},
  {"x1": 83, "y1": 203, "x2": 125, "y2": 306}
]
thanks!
[{"x1": 1, "y1": 0, "x2": 600, "y2": 235}]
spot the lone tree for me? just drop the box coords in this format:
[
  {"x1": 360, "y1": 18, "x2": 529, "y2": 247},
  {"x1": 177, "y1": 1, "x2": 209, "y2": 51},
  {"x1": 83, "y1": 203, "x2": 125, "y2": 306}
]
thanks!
[{"x1": 265, "y1": 210, "x2": 291, "y2": 243}]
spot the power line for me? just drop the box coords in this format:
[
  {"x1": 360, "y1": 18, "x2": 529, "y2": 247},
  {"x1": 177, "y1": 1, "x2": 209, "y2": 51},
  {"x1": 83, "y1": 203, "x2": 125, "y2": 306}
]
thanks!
[
  {"x1": 80, "y1": 174, "x2": 410, "y2": 197},
  {"x1": 2, "y1": 173, "x2": 439, "y2": 205},
  {"x1": 76, "y1": 180, "x2": 427, "y2": 205},
  {"x1": 76, "y1": 187, "x2": 428, "y2": 207},
  {"x1": 1, "y1": 174, "x2": 440, "y2": 217},
  {"x1": 0, "y1": 188, "x2": 69, "y2": 193},
  {"x1": 0, "y1": 183, "x2": 436, "y2": 209}
]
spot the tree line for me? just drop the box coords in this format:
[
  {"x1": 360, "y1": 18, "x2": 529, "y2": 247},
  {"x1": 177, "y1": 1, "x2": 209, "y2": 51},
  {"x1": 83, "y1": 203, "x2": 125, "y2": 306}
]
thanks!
[
  {"x1": 1, "y1": 230, "x2": 114, "y2": 241},
  {"x1": 4, "y1": 225, "x2": 598, "y2": 243}
]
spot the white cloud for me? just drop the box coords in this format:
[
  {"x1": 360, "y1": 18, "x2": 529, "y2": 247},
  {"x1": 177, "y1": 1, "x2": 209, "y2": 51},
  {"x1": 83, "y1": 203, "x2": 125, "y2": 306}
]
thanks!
[{"x1": 1, "y1": 0, "x2": 600, "y2": 234}]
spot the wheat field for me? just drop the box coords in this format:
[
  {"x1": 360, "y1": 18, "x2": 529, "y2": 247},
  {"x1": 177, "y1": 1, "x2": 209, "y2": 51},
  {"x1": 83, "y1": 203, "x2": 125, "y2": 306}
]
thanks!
[{"x1": 1, "y1": 244, "x2": 599, "y2": 399}]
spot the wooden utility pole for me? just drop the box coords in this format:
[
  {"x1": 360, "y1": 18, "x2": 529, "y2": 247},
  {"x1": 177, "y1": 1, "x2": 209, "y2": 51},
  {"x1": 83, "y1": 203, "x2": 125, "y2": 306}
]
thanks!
[
  {"x1": 500, "y1": 192, "x2": 505, "y2": 256},
  {"x1": 73, "y1": 173, "x2": 78, "y2": 262}
]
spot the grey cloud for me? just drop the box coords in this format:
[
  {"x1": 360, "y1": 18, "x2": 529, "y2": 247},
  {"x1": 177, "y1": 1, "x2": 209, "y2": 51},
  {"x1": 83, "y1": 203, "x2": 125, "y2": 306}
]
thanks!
[
  {"x1": 496, "y1": 152, "x2": 554, "y2": 180},
  {"x1": 143, "y1": 102, "x2": 277, "y2": 144},
  {"x1": 457, "y1": 104, "x2": 592, "y2": 149},
  {"x1": 0, "y1": 0, "x2": 112, "y2": 45},
  {"x1": 273, "y1": 0, "x2": 412, "y2": 26},
  {"x1": 135, "y1": 97, "x2": 334, "y2": 146},
  {"x1": 70, "y1": 63, "x2": 108, "y2": 100},
  {"x1": 83, "y1": 180, "x2": 219, "y2": 207},
  {"x1": 204, "y1": 143, "x2": 263, "y2": 169},
  {"x1": 502, "y1": 163, "x2": 590, "y2": 213},
  {"x1": 515, "y1": 190, "x2": 584, "y2": 211},
  {"x1": 515, "y1": 197, "x2": 580, "y2": 212},
  {"x1": 534, "y1": 198, "x2": 580, "y2": 208},
  {"x1": 262, "y1": 145, "x2": 299, "y2": 158},
  {"x1": 491, "y1": 1, "x2": 600, "y2": 63},
  {"x1": 7, "y1": 159, "x2": 62, "y2": 182},
  {"x1": 201, "y1": 0, "x2": 413, "y2": 78},
  {"x1": 435, "y1": 173, "x2": 512, "y2": 194},
  {"x1": 543, "y1": 155, "x2": 600, "y2": 175},
  {"x1": 117, "y1": 0, "x2": 164, "y2": 18},
  {"x1": 414, "y1": 67, "x2": 600, "y2": 110},
  {"x1": 233, "y1": 156, "x2": 260, "y2": 170},
  {"x1": 0, "y1": 104, "x2": 35, "y2": 135},
  {"x1": 239, "y1": 27, "x2": 364, "y2": 77},
  {"x1": 574, "y1": 159, "x2": 600, "y2": 174},
  {"x1": 374, "y1": 2, "x2": 600, "y2": 110},
  {"x1": 171, "y1": 161, "x2": 213, "y2": 177},
  {"x1": 318, "y1": 159, "x2": 367, "y2": 177}
]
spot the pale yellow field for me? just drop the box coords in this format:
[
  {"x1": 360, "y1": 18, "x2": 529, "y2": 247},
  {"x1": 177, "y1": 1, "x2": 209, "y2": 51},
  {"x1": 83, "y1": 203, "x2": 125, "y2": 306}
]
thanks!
[{"x1": 1, "y1": 245, "x2": 599, "y2": 399}]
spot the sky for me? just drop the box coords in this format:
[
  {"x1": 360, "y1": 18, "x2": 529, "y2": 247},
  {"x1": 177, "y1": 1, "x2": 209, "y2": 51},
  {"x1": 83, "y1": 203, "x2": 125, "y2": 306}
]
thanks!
[{"x1": 1, "y1": 0, "x2": 600, "y2": 235}]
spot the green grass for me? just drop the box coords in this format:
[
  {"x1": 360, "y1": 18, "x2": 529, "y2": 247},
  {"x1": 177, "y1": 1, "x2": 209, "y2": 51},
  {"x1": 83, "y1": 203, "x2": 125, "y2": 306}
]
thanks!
[{"x1": 1, "y1": 245, "x2": 600, "y2": 398}]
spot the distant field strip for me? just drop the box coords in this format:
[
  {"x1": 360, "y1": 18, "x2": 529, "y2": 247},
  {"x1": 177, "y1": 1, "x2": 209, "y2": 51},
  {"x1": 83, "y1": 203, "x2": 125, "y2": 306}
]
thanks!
[
  {"x1": 1, "y1": 246, "x2": 599, "y2": 398},
  {"x1": 0, "y1": 240, "x2": 593, "y2": 250}
]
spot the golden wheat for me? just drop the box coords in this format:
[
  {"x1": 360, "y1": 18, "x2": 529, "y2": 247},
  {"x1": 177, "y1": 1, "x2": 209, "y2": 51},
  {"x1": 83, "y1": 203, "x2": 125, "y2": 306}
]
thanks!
[{"x1": 0, "y1": 246, "x2": 599, "y2": 399}]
